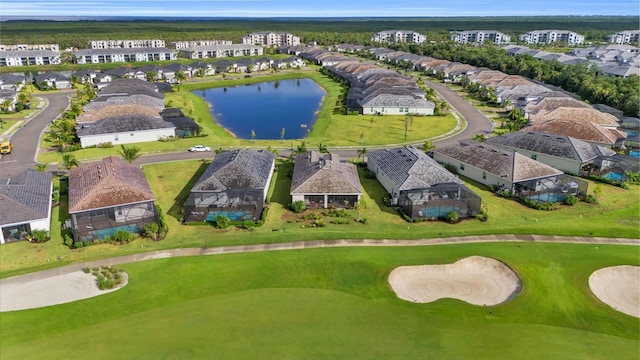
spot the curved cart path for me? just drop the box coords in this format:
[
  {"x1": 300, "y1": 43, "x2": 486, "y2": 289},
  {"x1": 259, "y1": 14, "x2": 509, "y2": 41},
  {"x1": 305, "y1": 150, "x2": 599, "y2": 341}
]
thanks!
[{"x1": 1, "y1": 234, "x2": 637, "y2": 312}]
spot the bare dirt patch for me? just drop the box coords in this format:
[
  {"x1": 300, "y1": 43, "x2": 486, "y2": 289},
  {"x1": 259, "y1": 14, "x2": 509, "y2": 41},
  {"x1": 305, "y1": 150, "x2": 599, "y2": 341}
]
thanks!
[
  {"x1": 589, "y1": 265, "x2": 640, "y2": 318},
  {"x1": 388, "y1": 256, "x2": 522, "y2": 306}
]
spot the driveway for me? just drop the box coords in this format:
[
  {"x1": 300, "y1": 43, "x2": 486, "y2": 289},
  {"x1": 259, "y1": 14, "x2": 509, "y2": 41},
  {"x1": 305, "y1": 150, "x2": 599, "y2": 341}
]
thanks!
[{"x1": 0, "y1": 92, "x2": 70, "y2": 178}]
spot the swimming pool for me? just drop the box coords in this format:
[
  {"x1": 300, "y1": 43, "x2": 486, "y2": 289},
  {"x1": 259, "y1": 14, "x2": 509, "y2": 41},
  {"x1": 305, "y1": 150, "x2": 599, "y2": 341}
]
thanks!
[
  {"x1": 603, "y1": 172, "x2": 624, "y2": 181},
  {"x1": 528, "y1": 193, "x2": 565, "y2": 203},
  {"x1": 629, "y1": 150, "x2": 640, "y2": 158},
  {"x1": 206, "y1": 211, "x2": 254, "y2": 222}
]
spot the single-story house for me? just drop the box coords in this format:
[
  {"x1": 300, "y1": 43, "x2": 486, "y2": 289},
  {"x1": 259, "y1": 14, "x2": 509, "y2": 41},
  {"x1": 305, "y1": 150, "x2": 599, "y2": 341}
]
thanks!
[
  {"x1": 0, "y1": 170, "x2": 53, "y2": 244},
  {"x1": 77, "y1": 115, "x2": 176, "y2": 148},
  {"x1": 367, "y1": 146, "x2": 481, "y2": 220},
  {"x1": 183, "y1": 149, "x2": 275, "y2": 223},
  {"x1": 290, "y1": 151, "x2": 362, "y2": 208},
  {"x1": 434, "y1": 141, "x2": 588, "y2": 202},
  {"x1": 0, "y1": 73, "x2": 27, "y2": 91},
  {"x1": 68, "y1": 156, "x2": 158, "y2": 242},
  {"x1": 33, "y1": 72, "x2": 71, "y2": 89},
  {"x1": 486, "y1": 131, "x2": 615, "y2": 175},
  {"x1": 160, "y1": 108, "x2": 201, "y2": 137}
]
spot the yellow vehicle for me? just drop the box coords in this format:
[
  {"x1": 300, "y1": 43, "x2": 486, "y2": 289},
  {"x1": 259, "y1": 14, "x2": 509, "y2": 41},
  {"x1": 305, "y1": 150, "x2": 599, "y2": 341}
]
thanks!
[{"x1": 0, "y1": 141, "x2": 12, "y2": 155}]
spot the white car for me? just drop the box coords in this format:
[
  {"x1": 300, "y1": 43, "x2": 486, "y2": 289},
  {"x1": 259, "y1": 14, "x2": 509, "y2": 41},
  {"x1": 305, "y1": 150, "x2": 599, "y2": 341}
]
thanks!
[{"x1": 188, "y1": 145, "x2": 211, "y2": 152}]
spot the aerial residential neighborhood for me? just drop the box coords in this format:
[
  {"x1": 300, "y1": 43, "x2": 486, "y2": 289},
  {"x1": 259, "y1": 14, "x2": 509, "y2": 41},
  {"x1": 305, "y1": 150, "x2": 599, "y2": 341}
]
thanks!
[{"x1": 0, "y1": 4, "x2": 638, "y2": 359}]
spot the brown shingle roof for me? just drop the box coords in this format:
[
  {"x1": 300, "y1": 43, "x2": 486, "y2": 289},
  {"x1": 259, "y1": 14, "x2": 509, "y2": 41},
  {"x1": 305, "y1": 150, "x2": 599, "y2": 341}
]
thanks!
[
  {"x1": 290, "y1": 151, "x2": 362, "y2": 195},
  {"x1": 540, "y1": 107, "x2": 620, "y2": 127},
  {"x1": 526, "y1": 120, "x2": 624, "y2": 145},
  {"x1": 68, "y1": 156, "x2": 154, "y2": 213}
]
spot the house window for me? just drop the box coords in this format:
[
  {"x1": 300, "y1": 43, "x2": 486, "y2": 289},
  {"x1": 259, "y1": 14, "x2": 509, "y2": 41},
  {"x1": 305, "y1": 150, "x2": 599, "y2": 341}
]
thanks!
[
  {"x1": 482, "y1": 172, "x2": 487, "y2": 180},
  {"x1": 114, "y1": 135, "x2": 119, "y2": 141},
  {"x1": 130, "y1": 133, "x2": 135, "y2": 136},
  {"x1": 531, "y1": 154, "x2": 537, "y2": 160},
  {"x1": 116, "y1": 206, "x2": 123, "y2": 216},
  {"x1": 460, "y1": 163, "x2": 465, "y2": 171}
]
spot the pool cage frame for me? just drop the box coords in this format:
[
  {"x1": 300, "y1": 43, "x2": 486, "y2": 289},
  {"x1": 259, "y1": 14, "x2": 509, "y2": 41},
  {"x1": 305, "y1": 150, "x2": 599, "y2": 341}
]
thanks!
[
  {"x1": 512, "y1": 174, "x2": 588, "y2": 203},
  {"x1": 69, "y1": 201, "x2": 158, "y2": 243},
  {"x1": 398, "y1": 183, "x2": 482, "y2": 220},
  {"x1": 183, "y1": 188, "x2": 265, "y2": 223}
]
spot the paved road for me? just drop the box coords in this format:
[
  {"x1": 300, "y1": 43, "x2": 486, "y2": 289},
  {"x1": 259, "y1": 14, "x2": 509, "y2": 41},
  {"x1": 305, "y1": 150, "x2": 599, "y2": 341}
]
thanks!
[{"x1": 0, "y1": 92, "x2": 70, "y2": 178}]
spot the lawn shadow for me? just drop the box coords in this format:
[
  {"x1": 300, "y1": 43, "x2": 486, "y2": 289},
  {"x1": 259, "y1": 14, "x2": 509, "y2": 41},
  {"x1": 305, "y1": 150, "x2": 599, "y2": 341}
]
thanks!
[
  {"x1": 270, "y1": 160, "x2": 293, "y2": 207},
  {"x1": 167, "y1": 159, "x2": 211, "y2": 221},
  {"x1": 357, "y1": 166, "x2": 399, "y2": 217}
]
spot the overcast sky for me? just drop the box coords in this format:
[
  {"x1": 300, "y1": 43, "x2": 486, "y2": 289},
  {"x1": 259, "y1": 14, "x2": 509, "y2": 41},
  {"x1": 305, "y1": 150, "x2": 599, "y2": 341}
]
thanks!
[{"x1": 3, "y1": 0, "x2": 639, "y2": 17}]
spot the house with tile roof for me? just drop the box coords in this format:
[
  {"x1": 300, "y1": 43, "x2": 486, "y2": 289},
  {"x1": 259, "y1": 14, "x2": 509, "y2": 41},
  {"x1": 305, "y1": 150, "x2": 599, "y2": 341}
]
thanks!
[
  {"x1": 524, "y1": 119, "x2": 625, "y2": 148},
  {"x1": 367, "y1": 146, "x2": 481, "y2": 220},
  {"x1": 68, "y1": 156, "x2": 158, "y2": 242},
  {"x1": 290, "y1": 151, "x2": 362, "y2": 209},
  {"x1": 183, "y1": 150, "x2": 275, "y2": 223},
  {"x1": 434, "y1": 141, "x2": 588, "y2": 202},
  {"x1": 0, "y1": 170, "x2": 53, "y2": 244},
  {"x1": 485, "y1": 131, "x2": 616, "y2": 175}
]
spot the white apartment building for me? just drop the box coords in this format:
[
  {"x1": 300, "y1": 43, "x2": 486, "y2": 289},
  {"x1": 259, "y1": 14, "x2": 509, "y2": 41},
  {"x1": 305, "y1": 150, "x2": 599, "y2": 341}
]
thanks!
[
  {"x1": 371, "y1": 30, "x2": 426, "y2": 44},
  {"x1": 518, "y1": 30, "x2": 585, "y2": 45},
  {"x1": 450, "y1": 30, "x2": 511, "y2": 44},
  {"x1": 241, "y1": 32, "x2": 300, "y2": 46},
  {"x1": 607, "y1": 30, "x2": 640, "y2": 45},
  {"x1": 0, "y1": 50, "x2": 61, "y2": 66},
  {"x1": 88, "y1": 39, "x2": 166, "y2": 49},
  {"x1": 74, "y1": 48, "x2": 177, "y2": 64},
  {"x1": 170, "y1": 40, "x2": 233, "y2": 49},
  {"x1": 0, "y1": 44, "x2": 60, "y2": 51},
  {"x1": 179, "y1": 44, "x2": 263, "y2": 59}
]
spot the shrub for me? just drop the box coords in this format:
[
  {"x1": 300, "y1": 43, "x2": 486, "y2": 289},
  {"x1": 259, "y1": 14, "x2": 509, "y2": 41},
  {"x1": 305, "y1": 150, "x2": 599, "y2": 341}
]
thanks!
[
  {"x1": 113, "y1": 230, "x2": 135, "y2": 244},
  {"x1": 584, "y1": 194, "x2": 598, "y2": 204},
  {"x1": 303, "y1": 212, "x2": 322, "y2": 220},
  {"x1": 63, "y1": 233, "x2": 74, "y2": 247},
  {"x1": 358, "y1": 217, "x2": 368, "y2": 224},
  {"x1": 330, "y1": 218, "x2": 351, "y2": 225},
  {"x1": 144, "y1": 222, "x2": 160, "y2": 241},
  {"x1": 73, "y1": 241, "x2": 84, "y2": 249},
  {"x1": 289, "y1": 200, "x2": 306, "y2": 213},
  {"x1": 213, "y1": 215, "x2": 230, "y2": 229},
  {"x1": 96, "y1": 142, "x2": 113, "y2": 148},
  {"x1": 445, "y1": 211, "x2": 459, "y2": 223},
  {"x1": 563, "y1": 195, "x2": 578, "y2": 206},
  {"x1": 327, "y1": 209, "x2": 350, "y2": 218},
  {"x1": 517, "y1": 197, "x2": 561, "y2": 211},
  {"x1": 29, "y1": 229, "x2": 49, "y2": 243}
]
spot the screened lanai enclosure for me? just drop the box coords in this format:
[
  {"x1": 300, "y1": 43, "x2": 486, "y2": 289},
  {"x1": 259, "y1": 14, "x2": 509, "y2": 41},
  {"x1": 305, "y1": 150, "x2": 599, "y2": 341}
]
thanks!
[
  {"x1": 398, "y1": 183, "x2": 482, "y2": 220},
  {"x1": 70, "y1": 201, "x2": 157, "y2": 242},
  {"x1": 183, "y1": 188, "x2": 265, "y2": 223},
  {"x1": 512, "y1": 174, "x2": 588, "y2": 203}
]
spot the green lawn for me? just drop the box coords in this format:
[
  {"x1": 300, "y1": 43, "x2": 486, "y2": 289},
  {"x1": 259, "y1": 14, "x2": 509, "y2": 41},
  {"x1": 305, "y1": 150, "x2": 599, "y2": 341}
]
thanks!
[{"x1": 1, "y1": 243, "x2": 638, "y2": 359}]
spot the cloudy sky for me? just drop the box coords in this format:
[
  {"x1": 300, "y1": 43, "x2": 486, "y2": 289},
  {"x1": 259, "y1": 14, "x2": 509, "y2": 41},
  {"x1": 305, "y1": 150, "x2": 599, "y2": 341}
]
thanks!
[{"x1": 3, "y1": 0, "x2": 638, "y2": 17}]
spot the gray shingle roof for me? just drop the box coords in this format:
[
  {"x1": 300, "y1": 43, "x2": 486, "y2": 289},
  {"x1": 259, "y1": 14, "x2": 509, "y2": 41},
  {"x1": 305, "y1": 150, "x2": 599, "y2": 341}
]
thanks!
[
  {"x1": 0, "y1": 170, "x2": 52, "y2": 226},
  {"x1": 368, "y1": 146, "x2": 461, "y2": 190},
  {"x1": 76, "y1": 115, "x2": 175, "y2": 136},
  {"x1": 193, "y1": 150, "x2": 275, "y2": 192},
  {"x1": 435, "y1": 141, "x2": 562, "y2": 182},
  {"x1": 68, "y1": 156, "x2": 154, "y2": 213},
  {"x1": 290, "y1": 151, "x2": 362, "y2": 195},
  {"x1": 485, "y1": 131, "x2": 603, "y2": 162}
]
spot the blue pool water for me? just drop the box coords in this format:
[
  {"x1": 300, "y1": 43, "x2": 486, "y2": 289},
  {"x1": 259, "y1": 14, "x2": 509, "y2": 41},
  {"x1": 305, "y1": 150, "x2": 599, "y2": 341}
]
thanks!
[
  {"x1": 420, "y1": 206, "x2": 458, "y2": 219},
  {"x1": 195, "y1": 79, "x2": 325, "y2": 140},
  {"x1": 206, "y1": 211, "x2": 254, "y2": 222},
  {"x1": 82, "y1": 224, "x2": 139, "y2": 242},
  {"x1": 629, "y1": 150, "x2": 640, "y2": 158},
  {"x1": 603, "y1": 172, "x2": 624, "y2": 181},
  {"x1": 528, "y1": 193, "x2": 565, "y2": 203}
]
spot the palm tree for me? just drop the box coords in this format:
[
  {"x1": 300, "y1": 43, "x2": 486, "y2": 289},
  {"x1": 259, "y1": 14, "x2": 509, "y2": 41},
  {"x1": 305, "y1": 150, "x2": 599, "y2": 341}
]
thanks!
[
  {"x1": 250, "y1": 129, "x2": 256, "y2": 141},
  {"x1": 35, "y1": 163, "x2": 48, "y2": 172},
  {"x1": 175, "y1": 71, "x2": 186, "y2": 83},
  {"x1": 357, "y1": 147, "x2": 367, "y2": 163},
  {"x1": 118, "y1": 144, "x2": 142, "y2": 163},
  {"x1": 280, "y1": 128, "x2": 285, "y2": 143},
  {"x1": 293, "y1": 141, "x2": 307, "y2": 155},
  {"x1": 317, "y1": 143, "x2": 328, "y2": 154},
  {"x1": 60, "y1": 154, "x2": 79, "y2": 170},
  {"x1": 423, "y1": 140, "x2": 435, "y2": 153}
]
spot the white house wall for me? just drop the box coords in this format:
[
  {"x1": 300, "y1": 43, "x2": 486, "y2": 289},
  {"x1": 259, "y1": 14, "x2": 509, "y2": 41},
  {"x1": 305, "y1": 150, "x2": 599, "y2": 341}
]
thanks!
[
  {"x1": 433, "y1": 152, "x2": 514, "y2": 191},
  {"x1": 490, "y1": 145, "x2": 582, "y2": 174},
  {"x1": 367, "y1": 161, "x2": 400, "y2": 203},
  {"x1": 362, "y1": 106, "x2": 434, "y2": 116},
  {"x1": 80, "y1": 128, "x2": 176, "y2": 148}
]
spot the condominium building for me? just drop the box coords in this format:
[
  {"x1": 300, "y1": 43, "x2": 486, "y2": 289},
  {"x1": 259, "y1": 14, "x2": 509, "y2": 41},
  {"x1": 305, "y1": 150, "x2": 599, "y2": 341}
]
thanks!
[
  {"x1": 170, "y1": 40, "x2": 233, "y2": 49},
  {"x1": 179, "y1": 44, "x2": 263, "y2": 59},
  {"x1": 518, "y1": 30, "x2": 584, "y2": 45},
  {"x1": 607, "y1": 30, "x2": 640, "y2": 45},
  {"x1": 88, "y1": 39, "x2": 166, "y2": 49},
  {"x1": 371, "y1": 30, "x2": 426, "y2": 44},
  {"x1": 450, "y1": 30, "x2": 511, "y2": 44},
  {"x1": 74, "y1": 48, "x2": 177, "y2": 64},
  {"x1": 0, "y1": 50, "x2": 61, "y2": 66},
  {"x1": 241, "y1": 32, "x2": 300, "y2": 46},
  {"x1": 0, "y1": 44, "x2": 59, "y2": 51}
]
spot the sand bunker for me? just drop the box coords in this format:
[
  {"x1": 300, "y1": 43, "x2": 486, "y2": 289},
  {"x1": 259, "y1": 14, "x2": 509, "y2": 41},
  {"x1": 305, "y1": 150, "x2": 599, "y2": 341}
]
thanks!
[
  {"x1": 589, "y1": 265, "x2": 640, "y2": 318},
  {"x1": 388, "y1": 256, "x2": 522, "y2": 305},
  {"x1": 0, "y1": 271, "x2": 128, "y2": 312}
]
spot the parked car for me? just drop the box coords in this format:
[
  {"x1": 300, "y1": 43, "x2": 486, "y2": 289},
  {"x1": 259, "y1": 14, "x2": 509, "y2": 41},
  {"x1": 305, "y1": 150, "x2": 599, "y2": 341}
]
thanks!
[{"x1": 188, "y1": 145, "x2": 211, "y2": 152}]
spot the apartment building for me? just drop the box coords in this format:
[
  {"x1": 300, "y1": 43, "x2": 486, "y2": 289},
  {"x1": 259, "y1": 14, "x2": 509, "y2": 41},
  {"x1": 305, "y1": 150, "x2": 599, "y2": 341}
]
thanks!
[
  {"x1": 170, "y1": 40, "x2": 233, "y2": 49},
  {"x1": 450, "y1": 30, "x2": 511, "y2": 44},
  {"x1": 88, "y1": 39, "x2": 166, "y2": 49},
  {"x1": 74, "y1": 48, "x2": 177, "y2": 64},
  {"x1": 179, "y1": 44, "x2": 263, "y2": 59},
  {"x1": 518, "y1": 30, "x2": 585, "y2": 45},
  {"x1": 242, "y1": 32, "x2": 300, "y2": 46},
  {"x1": 607, "y1": 30, "x2": 640, "y2": 45},
  {"x1": 0, "y1": 50, "x2": 61, "y2": 66},
  {"x1": 0, "y1": 44, "x2": 59, "y2": 51},
  {"x1": 371, "y1": 30, "x2": 426, "y2": 44}
]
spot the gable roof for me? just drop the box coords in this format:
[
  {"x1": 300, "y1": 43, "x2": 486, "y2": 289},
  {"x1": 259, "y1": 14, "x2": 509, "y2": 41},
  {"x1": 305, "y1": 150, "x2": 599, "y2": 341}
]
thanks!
[
  {"x1": 368, "y1": 146, "x2": 462, "y2": 191},
  {"x1": 192, "y1": 150, "x2": 275, "y2": 192},
  {"x1": 77, "y1": 104, "x2": 161, "y2": 123},
  {"x1": 290, "y1": 151, "x2": 362, "y2": 195},
  {"x1": 76, "y1": 115, "x2": 175, "y2": 136},
  {"x1": 68, "y1": 156, "x2": 154, "y2": 213},
  {"x1": 524, "y1": 120, "x2": 624, "y2": 145},
  {"x1": 0, "y1": 170, "x2": 52, "y2": 226},
  {"x1": 485, "y1": 131, "x2": 610, "y2": 162},
  {"x1": 436, "y1": 141, "x2": 562, "y2": 182}
]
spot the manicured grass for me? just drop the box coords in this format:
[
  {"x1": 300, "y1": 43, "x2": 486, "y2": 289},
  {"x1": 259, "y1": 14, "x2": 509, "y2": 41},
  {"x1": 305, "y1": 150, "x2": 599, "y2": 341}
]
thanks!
[
  {"x1": 1, "y1": 243, "x2": 638, "y2": 359},
  {"x1": 1, "y1": 159, "x2": 638, "y2": 278}
]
